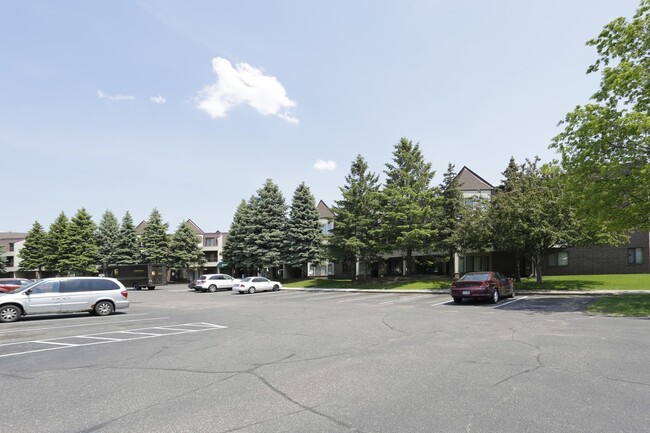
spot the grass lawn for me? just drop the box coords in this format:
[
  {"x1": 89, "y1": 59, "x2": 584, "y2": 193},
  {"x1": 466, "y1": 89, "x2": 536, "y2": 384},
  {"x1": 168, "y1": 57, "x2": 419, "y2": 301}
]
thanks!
[
  {"x1": 587, "y1": 294, "x2": 650, "y2": 317},
  {"x1": 515, "y1": 274, "x2": 650, "y2": 291},
  {"x1": 283, "y1": 274, "x2": 650, "y2": 291}
]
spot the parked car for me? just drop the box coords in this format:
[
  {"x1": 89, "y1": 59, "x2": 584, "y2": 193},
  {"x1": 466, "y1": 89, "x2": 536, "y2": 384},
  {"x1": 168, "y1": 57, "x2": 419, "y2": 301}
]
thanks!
[
  {"x1": 450, "y1": 271, "x2": 515, "y2": 304},
  {"x1": 191, "y1": 274, "x2": 239, "y2": 292},
  {"x1": 0, "y1": 278, "x2": 34, "y2": 293},
  {"x1": 0, "y1": 277, "x2": 129, "y2": 323},
  {"x1": 232, "y1": 277, "x2": 281, "y2": 294}
]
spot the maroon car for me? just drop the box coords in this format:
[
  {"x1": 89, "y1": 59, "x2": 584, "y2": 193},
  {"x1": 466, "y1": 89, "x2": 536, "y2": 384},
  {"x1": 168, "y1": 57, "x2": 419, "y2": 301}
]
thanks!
[
  {"x1": 0, "y1": 278, "x2": 33, "y2": 293},
  {"x1": 450, "y1": 271, "x2": 515, "y2": 304}
]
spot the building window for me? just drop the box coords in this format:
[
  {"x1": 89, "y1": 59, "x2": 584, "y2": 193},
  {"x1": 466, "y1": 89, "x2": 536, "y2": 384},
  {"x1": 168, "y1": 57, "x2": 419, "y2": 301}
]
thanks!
[
  {"x1": 627, "y1": 247, "x2": 644, "y2": 265},
  {"x1": 548, "y1": 251, "x2": 569, "y2": 267},
  {"x1": 205, "y1": 238, "x2": 216, "y2": 247},
  {"x1": 9, "y1": 243, "x2": 14, "y2": 252}
]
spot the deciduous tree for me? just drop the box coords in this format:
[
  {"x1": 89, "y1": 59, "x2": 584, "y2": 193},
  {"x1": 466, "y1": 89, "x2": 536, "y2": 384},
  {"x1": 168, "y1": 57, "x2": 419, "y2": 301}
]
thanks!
[{"x1": 552, "y1": 0, "x2": 650, "y2": 233}]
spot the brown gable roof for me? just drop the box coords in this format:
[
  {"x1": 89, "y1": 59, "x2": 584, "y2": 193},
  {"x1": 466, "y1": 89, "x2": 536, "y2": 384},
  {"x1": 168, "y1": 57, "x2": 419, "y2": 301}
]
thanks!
[
  {"x1": 316, "y1": 200, "x2": 335, "y2": 218},
  {"x1": 456, "y1": 166, "x2": 494, "y2": 191}
]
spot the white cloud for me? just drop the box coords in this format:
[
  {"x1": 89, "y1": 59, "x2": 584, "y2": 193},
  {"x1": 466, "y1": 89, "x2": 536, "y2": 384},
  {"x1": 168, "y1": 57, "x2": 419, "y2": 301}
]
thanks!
[
  {"x1": 97, "y1": 90, "x2": 135, "y2": 101},
  {"x1": 196, "y1": 57, "x2": 298, "y2": 123},
  {"x1": 313, "y1": 160, "x2": 337, "y2": 171},
  {"x1": 150, "y1": 95, "x2": 166, "y2": 104}
]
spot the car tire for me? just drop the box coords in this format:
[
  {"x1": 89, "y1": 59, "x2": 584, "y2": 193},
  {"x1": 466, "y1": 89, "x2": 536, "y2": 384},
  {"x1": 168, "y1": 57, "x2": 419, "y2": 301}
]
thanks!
[
  {"x1": 208, "y1": 284, "x2": 218, "y2": 293},
  {"x1": 133, "y1": 283, "x2": 141, "y2": 291},
  {"x1": 0, "y1": 304, "x2": 21, "y2": 323},
  {"x1": 453, "y1": 297, "x2": 462, "y2": 304},
  {"x1": 94, "y1": 301, "x2": 114, "y2": 316},
  {"x1": 147, "y1": 286, "x2": 155, "y2": 290},
  {"x1": 490, "y1": 288, "x2": 499, "y2": 304},
  {"x1": 273, "y1": 285, "x2": 280, "y2": 291},
  {"x1": 248, "y1": 287, "x2": 256, "y2": 294}
]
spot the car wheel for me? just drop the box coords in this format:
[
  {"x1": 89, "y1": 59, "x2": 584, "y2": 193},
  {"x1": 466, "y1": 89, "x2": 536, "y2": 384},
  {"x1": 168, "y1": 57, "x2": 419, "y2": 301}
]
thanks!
[
  {"x1": 208, "y1": 284, "x2": 217, "y2": 293},
  {"x1": 453, "y1": 297, "x2": 462, "y2": 304},
  {"x1": 94, "y1": 301, "x2": 114, "y2": 316},
  {"x1": 273, "y1": 285, "x2": 280, "y2": 291},
  {"x1": 133, "y1": 283, "x2": 141, "y2": 291},
  {"x1": 490, "y1": 288, "x2": 499, "y2": 304},
  {"x1": 147, "y1": 286, "x2": 155, "y2": 290},
  {"x1": 0, "y1": 305, "x2": 21, "y2": 323},
  {"x1": 248, "y1": 287, "x2": 256, "y2": 294}
]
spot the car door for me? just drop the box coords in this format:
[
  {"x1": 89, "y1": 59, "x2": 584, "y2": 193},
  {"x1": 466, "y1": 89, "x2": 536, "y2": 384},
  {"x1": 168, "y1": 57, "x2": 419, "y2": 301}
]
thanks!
[
  {"x1": 23, "y1": 280, "x2": 62, "y2": 314},
  {"x1": 253, "y1": 277, "x2": 271, "y2": 292},
  {"x1": 495, "y1": 272, "x2": 511, "y2": 295},
  {"x1": 59, "y1": 279, "x2": 92, "y2": 312}
]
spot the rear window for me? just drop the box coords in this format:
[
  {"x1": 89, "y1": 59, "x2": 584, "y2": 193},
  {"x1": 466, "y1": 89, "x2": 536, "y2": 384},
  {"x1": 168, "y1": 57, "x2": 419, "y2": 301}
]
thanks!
[{"x1": 460, "y1": 273, "x2": 490, "y2": 281}]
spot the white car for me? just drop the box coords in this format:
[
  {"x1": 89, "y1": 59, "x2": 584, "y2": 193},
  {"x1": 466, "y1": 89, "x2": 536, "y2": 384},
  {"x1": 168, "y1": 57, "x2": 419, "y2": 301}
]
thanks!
[
  {"x1": 233, "y1": 277, "x2": 281, "y2": 294},
  {"x1": 193, "y1": 274, "x2": 239, "y2": 292}
]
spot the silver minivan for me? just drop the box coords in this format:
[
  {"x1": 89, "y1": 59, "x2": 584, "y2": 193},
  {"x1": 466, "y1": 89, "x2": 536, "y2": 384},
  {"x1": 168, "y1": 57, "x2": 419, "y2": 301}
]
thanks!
[{"x1": 0, "y1": 277, "x2": 130, "y2": 323}]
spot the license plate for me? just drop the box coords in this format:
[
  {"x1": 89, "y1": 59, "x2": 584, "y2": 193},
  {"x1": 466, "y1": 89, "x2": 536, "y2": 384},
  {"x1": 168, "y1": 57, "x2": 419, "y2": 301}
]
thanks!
[{"x1": 462, "y1": 290, "x2": 470, "y2": 295}]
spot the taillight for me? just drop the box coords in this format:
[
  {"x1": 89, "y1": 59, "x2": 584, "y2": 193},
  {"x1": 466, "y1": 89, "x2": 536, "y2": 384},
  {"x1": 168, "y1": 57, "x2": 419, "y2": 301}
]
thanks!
[{"x1": 121, "y1": 290, "x2": 128, "y2": 298}]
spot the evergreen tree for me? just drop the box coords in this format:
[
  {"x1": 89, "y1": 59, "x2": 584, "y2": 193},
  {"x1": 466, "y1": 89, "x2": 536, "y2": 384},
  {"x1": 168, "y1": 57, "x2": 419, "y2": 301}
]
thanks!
[
  {"x1": 0, "y1": 243, "x2": 5, "y2": 275},
  {"x1": 169, "y1": 222, "x2": 206, "y2": 279},
  {"x1": 329, "y1": 155, "x2": 381, "y2": 280},
  {"x1": 18, "y1": 221, "x2": 49, "y2": 278},
  {"x1": 96, "y1": 210, "x2": 120, "y2": 271},
  {"x1": 115, "y1": 211, "x2": 141, "y2": 265},
  {"x1": 59, "y1": 208, "x2": 99, "y2": 275},
  {"x1": 378, "y1": 138, "x2": 441, "y2": 275},
  {"x1": 246, "y1": 179, "x2": 287, "y2": 275},
  {"x1": 223, "y1": 198, "x2": 254, "y2": 275},
  {"x1": 283, "y1": 182, "x2": 324, "y2": 277},
  {"x1": 46, "y1": 212, "x2": 69, "y2": 274},
  {"x1": 141, "y1": 208, "x2": 170, "y2": 264},
  {"x1": 437, "y1": 164, "x2": 465, "y2": 276}
]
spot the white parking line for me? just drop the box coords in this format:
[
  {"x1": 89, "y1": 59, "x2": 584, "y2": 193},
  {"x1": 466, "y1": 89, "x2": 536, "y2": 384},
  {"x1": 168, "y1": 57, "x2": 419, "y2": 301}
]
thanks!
[
  {"x1": 431, "y1": 300, "x2": 455, "y2": 307},
  {"x1": 337, "y1": 293, "x2": 396, "y2": 303},
  {"x1": 0, "y1": 322, "x2": 228, "y2": 359},
  {"x1": 378, "y1": 294, "x2": 430, "y2": 305},
  {"x1": 0, "y1": 316, "x2": 166, "y2": 335},
  {"x1": 493, "y1": 296, "x2": 529, "y2": 308}
]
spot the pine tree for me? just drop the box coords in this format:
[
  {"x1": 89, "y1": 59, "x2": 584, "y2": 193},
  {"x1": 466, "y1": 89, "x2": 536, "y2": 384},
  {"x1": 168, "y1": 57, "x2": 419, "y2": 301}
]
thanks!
[
  {"x1": 18, "y1": 221, "x2": 49, "y2": 278},
  {"x1": 114, "y1": 211, "x2": 141, "y2": 265},
  {"x1": 437, "y1": 164, "x2": 465, "y2": 276},
  {"x1": 169, "y1": 222, "x2": 206, "y2": 279},
  {"x1": 141, "y1": 208, "x2": 170, "y2": 264},
  {"x1": 329, "y1": 155, "x2": 381, "y2": 280},
  {"x1": 378, "y1": 138, "x2": 441, "y2": 275},
  {"x1": 283, "y1": 182, "x2": 324, "y2": 277},
  {"x1": 58, "y1": 208, "x2": 98, "y2": 275},
  {"x1": 46, "y1": 212, "x2": 69, "y2": 274},
  {"x1": 96, "y1": 210, "x2": 120, "y2": 271},
  {"x1": 0, "y1": 243, "x2": 6, "y2": 275},
  {"x1": 223, "y1": 199, "x2": 254, "y2": 275},
  {"x1": 246, "y1": 179, "x2": 287, "y2": 274}
]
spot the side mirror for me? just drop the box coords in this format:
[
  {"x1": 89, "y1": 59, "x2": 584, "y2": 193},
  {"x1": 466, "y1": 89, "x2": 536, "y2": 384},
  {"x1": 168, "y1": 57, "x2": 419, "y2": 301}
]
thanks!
[{"x1": 24, "y1": 289, "x2": 32, "y2": 295}]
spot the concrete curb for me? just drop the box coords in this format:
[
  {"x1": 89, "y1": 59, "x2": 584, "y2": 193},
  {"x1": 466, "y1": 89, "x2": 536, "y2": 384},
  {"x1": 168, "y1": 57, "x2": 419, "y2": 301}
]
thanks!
[{"x1": 280, "y1": 287, "x2": 649, "y2": 296}]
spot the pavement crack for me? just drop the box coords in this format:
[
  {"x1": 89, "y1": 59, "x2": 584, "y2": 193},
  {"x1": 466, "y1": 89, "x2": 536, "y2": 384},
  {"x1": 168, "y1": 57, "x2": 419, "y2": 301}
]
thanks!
[
  {"x1": 381, "y1": 313, "x2": 408, "y2": 335},
  {"x1": 249, "y1": 371, "x2": 365, "y2": 432}
]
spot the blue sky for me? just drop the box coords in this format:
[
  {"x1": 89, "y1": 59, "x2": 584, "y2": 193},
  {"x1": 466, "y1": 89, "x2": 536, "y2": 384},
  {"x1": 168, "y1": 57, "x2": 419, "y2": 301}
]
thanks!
[{"x1": 1, "y1": 0, "x2": 641, "y2": 233}]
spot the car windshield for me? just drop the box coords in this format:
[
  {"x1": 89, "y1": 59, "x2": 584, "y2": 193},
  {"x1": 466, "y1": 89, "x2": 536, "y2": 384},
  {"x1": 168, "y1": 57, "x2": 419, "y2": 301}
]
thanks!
[
  {"x1": 460, "y1": 273, "x2": 490, "y2": 281},
  {"x1": 8, "y1": 280, "x2": 41, "y2": 293}
]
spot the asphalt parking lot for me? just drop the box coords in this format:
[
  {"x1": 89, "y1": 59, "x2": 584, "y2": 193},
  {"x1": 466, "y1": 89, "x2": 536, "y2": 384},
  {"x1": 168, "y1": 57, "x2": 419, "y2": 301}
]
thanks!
[{"x1": 1, "y1": 285, "x2": 648, "y2": 433}]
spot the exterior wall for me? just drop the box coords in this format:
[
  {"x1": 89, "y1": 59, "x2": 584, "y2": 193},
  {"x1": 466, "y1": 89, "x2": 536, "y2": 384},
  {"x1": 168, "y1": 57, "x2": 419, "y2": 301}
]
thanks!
[
  {"x1": 0, "y1": 233, "x2": 27, "y2": 277},
  {"x1": 541, "y1": 232, "x2": 650, "y2": 275}
]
